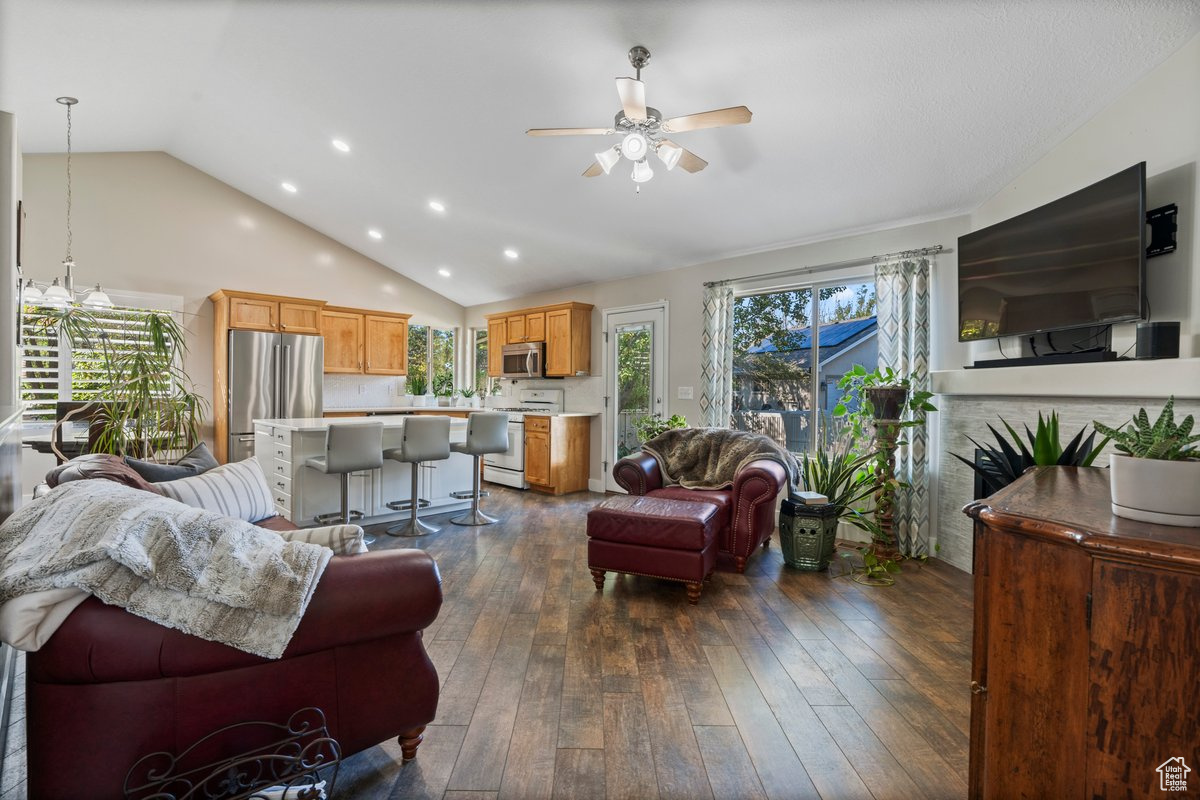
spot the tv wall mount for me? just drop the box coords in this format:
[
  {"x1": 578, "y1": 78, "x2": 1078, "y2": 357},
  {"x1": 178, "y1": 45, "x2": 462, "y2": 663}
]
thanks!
[{"x1": 1146, "y1": 203, "x2": 1177, "y2": 258}]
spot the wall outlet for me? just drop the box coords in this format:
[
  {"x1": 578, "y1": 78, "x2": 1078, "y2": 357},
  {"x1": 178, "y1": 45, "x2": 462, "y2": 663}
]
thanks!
[
  {"x1": 358, "y1": 384, "x2": 367, "y2": 395},
  {"x1": 677, "y1": 386, "x2": 694, "y2": 400}
]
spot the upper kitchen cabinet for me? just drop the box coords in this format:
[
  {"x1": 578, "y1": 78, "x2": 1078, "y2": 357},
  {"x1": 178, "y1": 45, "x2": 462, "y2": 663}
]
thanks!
[
  {"x1": 321, "y1": 308, "x2": 364, "y2": 373},
  {"x1": 212, "y1": 289, "x2": 325, "y2": 335},
  {"x1": 485, "y1": 302, "x2": 592, "y2": 377},
  {"x1": 487, "y1": 318, "x2": 507, "y2": 376},
  {"x1": 363, "y1": 313, "x2": 409, "y2": 375},
  {"x1": 322, "y1": 307, "x2": 412, "y2": 375}
]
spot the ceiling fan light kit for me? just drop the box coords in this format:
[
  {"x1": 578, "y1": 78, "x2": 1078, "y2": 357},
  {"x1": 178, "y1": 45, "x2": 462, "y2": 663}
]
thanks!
[{"x1": 527, "y1": 46, "x2": 751, "y2": 188}]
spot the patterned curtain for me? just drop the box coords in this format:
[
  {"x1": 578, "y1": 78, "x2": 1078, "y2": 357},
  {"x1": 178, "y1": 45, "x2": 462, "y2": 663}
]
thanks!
[
  {"x1": 699, "y1": 281, "x2": 734, "y2": 427},
  {"x1": 875, "y1": 255, "x2": 932, "y2": 555}
]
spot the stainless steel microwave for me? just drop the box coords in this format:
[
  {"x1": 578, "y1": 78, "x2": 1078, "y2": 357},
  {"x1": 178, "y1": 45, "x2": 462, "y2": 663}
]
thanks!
[{"x1": 501, "y1": 341, "x2": 545, "y2": 378}]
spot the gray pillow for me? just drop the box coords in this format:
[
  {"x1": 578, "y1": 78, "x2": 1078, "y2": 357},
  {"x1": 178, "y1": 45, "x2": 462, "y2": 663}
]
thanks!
[{"x1": 125, "y1": 442, "x2": 219, "y2": 483}]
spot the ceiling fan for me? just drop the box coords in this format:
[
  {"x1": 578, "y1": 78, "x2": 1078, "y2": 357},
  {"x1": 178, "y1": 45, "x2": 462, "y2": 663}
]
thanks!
[{"x1": 527, "y1": 46, "x2": 752, "y2": 186}]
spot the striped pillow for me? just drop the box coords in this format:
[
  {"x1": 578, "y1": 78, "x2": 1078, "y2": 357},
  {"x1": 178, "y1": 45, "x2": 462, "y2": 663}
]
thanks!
[
  {"x1": 155, "y1": 458, "x2": 276, "y2": 522},
  {"x1": 277, "y1": 525, "x2": 367, "y2": 555}
]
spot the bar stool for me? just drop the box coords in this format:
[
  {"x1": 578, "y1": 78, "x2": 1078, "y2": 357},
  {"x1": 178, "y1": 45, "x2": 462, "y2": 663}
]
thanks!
[
  {"x1": 305, "y1": 422, "x2": 383, "y2": 545},
  {"x1": 450, "y1": 411, "x2": 510, "y2": 526},
  {"x1": 384, "y1": 415, "x2": 451, "y2": 537}
]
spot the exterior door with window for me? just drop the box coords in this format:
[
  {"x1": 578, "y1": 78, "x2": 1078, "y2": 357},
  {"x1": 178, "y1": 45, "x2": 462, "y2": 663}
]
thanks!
[{"x1": 604, "y1": 305, "x2": 666, "y2": 492}]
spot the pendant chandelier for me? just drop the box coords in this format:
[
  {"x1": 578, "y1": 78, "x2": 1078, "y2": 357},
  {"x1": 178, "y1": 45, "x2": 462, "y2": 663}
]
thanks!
[{"x1": 21, "y1": 97, "x2": 112, "y2": 310}]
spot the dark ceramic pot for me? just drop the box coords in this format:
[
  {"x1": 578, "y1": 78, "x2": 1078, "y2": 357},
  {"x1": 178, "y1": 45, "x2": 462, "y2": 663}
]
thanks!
[{"x1": 866, "y1": 386, "x2": 908, "y2": 421}]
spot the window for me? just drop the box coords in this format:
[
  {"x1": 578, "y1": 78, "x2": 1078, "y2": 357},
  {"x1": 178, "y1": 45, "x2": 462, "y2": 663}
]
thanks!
[
  {"x1": 20, "y1": 295, "x2": 181, "y2": 429},
  {"x1": 407, "y1": 323, "x2": 458, "y2": 394},
  {"x1": 472, "y1": 328, "x2": 488, "y2": 391},
  {"x1": 731, "y1": 279, "x2": 876, "y2": 452}
]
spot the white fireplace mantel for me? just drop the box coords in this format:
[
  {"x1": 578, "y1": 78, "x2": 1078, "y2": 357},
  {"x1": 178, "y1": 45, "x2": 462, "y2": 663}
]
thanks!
[{"x1": 932, "y1": 358, "x2": 1200, "y2": 399}]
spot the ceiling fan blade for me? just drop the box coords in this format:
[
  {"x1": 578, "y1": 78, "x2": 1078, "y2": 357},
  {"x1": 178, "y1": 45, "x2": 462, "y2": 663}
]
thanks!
[
  {"x1": 582, "y1": 162, "x2": 604, "y2": 177},
  {"x1": 616, "y1": 77, "x2": 647, "y2": 121},
  {"x1": 661, "y1": 139, "x2": 709, "y2": 173},
  {"x1": 526, "y1": 127, "x2": 612, "y2": 136},
  {"x1": 661, "y1": 105, "x2": 752, "y2": 133}
]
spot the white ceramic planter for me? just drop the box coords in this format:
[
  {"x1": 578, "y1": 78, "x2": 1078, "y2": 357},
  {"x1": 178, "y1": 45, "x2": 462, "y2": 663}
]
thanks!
[
  {"x1": 411, "y1": 395, "x2": 426, "y2": 407},
  {"x1": 1109, "y1": 453, "x2": 1200, "y2": 527}
]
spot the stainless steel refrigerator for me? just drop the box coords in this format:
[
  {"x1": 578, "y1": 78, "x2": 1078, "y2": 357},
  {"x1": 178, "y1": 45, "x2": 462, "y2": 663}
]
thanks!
[{"x1": 227, "y1": 330, "x2": 323, "y2": 462}]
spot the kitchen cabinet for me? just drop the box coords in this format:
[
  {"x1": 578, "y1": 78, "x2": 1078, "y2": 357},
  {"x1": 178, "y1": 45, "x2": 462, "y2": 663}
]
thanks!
[
  {"x1": 217, "y1": 290, "x2": 324, "y2": 334},
  {"x1": 364, "y1": 314, "x2": 408, "y2": 375},
  {"x1": 545, "y1": 306, "x2": 591, "y2": 377},
  {"x1": 487, "y1": 318, "x2": 507, "y2": 377},
  {"x1": 484, "y1": 302, "x2": 592, "y2": 376},
  {"x1": 964, "y1": 467, "x2": 1200, "y2": 800},
  {"x1": 321, "y1": 310, "x2": 364, "y2": 373},
  {"x1": 524, "y1": 415, "x2": 589, "y2": 495},
  {"x1": 322, "y1": 307, "x2": 412, "y2": 375}
]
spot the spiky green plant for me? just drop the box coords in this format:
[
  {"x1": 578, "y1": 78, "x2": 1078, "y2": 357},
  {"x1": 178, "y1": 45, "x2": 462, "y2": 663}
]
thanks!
[
  {"x1": 953, "y1": 412, "x2": 1109, "y2": 496},
  {"x1": 799, "y1": 440, "x2": 880, "y2": 537},
  {"x1": 1094, "y1": 396, "x2": 1199, "y2": 460}
]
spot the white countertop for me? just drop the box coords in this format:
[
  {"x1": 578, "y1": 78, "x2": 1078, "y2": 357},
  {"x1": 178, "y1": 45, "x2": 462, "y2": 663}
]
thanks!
[
  {"x1": 520, "y1": 412, "x2": 600, "y2": 418},
  {"x1": 323, "y1": 406, "x2": 601, "y2": 418},
  {"x1": 256, "y1": 416, "x2": 471, "y2": 432}
]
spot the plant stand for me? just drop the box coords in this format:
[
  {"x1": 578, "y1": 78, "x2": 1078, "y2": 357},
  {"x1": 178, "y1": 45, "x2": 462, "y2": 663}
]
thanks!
[
  {"x1": 871, "y1": 418, "x2": 901, "y2": 553},
  {"x1": 779, "y1": 499, "x2": 840, "y2": 571}
]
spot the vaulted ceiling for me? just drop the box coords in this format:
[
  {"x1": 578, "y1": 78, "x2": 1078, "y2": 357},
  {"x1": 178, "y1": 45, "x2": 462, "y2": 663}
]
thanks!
[{"x1": 2, "y1": 0, "x2": 1197, "y2": 306}]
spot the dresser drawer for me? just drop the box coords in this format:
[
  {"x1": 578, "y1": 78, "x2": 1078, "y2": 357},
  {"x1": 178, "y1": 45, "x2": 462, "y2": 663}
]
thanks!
[
  {"x1": 272, "y1": 428, "x2": 292, "y2": 446},
  {"x1": 272, "y1": 492, "x2": 292, "y2": 514},
  {"x1": 268, "y1": 441, "x2": 292, "y2": 462},
  {"x1": 271, "y1": 458, "x2": 291, "y2": 478},
  {"x1": 525, "y1": 416, "x2": 550, "y2": 433},
  {"x1": 268, "y1": 472, "x2": 292, "y2": 496}
]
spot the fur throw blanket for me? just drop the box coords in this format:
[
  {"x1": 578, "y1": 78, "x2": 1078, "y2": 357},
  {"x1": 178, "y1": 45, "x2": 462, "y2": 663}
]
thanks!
[
  {"x1": 642, "y1": 427, "x2": 800, "y2": 492},
  {"x1": 0, "y1": 480, "x2": 331, "y2": 659}
]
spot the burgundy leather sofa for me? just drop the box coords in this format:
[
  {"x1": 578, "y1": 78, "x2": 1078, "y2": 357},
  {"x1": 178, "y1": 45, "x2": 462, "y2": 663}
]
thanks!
[
  {"x1": 27, "y1": 455, "x2": 443, "y2": 800},
  {"x1": 612, "y1": 451, "x2": 787, "y2": 573}
]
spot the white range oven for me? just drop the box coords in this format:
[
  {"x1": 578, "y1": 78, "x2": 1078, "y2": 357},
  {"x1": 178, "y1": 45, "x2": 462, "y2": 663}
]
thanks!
[{"x1": 483, "y1": 388, "x2": 564, "y2": 489}]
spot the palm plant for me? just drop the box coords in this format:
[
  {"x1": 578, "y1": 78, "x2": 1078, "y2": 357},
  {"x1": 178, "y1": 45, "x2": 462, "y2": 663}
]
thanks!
[
  {"x1": 30, "y1": 305, "x2": 206, "y2": 461},
  {"x1": 953, "y1": 412, "x2": 1109, "y2": 496}
]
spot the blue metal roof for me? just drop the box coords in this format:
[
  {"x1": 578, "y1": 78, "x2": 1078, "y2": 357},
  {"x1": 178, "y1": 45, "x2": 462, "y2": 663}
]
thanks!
[{"x1": 747, "y1": 316, "x2": 877, "y2": 353}]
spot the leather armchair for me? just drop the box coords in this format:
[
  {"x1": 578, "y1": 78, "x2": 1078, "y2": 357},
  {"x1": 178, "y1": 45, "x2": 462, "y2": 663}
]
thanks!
[
  {"x1": 613, "y1": 451, "x2": 787, "y2": 573},
  {"x1": 25, "y1": 549, "x2": 443, "y2": 800}
]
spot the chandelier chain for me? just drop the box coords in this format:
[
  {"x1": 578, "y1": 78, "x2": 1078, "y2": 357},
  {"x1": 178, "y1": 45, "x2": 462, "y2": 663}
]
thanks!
[{"x1": 64, "y1": 101, "x2": 73, "y2": 263}]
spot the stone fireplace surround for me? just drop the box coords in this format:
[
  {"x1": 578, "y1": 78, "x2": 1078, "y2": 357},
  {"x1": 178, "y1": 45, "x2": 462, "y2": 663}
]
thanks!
[{"x1": 932, "y1": 358, "x2": 1200, "y2": 573}]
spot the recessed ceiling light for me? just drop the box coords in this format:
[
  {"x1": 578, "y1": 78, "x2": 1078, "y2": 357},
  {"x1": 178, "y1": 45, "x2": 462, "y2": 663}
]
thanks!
[
  {"x1": 281, "y1": 182, "x2": 297, "y2": 193},
  {"x1": 504, "y1": 248, "x2": 519, "y2": 259},
  {"x1": 428, "y1": 200, "x2": 446, "y2": 213},
  {"x1": 367, "y1": 229, "x2": 383, "y2": 240},
  {"x1": 437, "y1": 267, "x2": 451, "y2": 277},
  {"x1": 331, "y1": 139, "x2": 350, "y2": 153}
]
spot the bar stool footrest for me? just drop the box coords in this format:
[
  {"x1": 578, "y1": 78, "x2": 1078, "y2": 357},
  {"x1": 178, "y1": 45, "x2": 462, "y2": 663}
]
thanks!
[
  {"x1": 386, "y1": 498, "x2": 431, "y2": 512},
  {"x1": 313, "y1": 510, "x2": 365, "y2": 525},
  {"x1": 449, "y1": 489, "x2": 490, "y2": 500}
]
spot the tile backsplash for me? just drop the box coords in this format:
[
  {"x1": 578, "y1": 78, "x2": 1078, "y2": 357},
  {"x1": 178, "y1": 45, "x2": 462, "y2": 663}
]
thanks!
[{"x1": 324, "y1": 374, "x2": 406, "y2": 409}]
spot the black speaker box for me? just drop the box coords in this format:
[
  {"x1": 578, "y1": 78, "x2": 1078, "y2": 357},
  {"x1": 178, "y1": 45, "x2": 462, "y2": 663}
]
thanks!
[{"x1": 1135, "y1": 321, "x2": 1180, "y2": 360}]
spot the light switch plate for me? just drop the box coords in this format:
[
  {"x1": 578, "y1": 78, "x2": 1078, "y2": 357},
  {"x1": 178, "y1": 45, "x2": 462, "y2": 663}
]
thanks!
[{"x1": 677, "y1": 386, "x2": 694, "y2": 400}]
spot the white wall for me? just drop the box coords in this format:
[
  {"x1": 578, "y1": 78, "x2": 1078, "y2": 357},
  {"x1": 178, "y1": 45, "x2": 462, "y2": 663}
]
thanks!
[
  {"x1": 967, "y1": 31, "x2": 1200, "y2": 363},
  {"x1": 1, "y1": 112, "x2": 19, "y2": 407}
]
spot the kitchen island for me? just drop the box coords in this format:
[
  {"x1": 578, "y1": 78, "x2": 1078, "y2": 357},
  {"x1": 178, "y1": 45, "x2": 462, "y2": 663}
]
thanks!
[{"x1": 253, "y1": 415, "x2": 475, "y2": 526}]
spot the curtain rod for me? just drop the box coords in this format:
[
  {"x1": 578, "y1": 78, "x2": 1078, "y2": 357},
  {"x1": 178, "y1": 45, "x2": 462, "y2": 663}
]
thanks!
[{"x1": 704, "y1": 244, "x2": 943, "y2": 288}]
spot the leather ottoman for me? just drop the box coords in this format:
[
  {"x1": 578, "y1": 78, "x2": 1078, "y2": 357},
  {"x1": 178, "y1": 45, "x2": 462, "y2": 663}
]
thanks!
[{"x1": 586, "y1": 495, "x2": 720, "y2": 604}]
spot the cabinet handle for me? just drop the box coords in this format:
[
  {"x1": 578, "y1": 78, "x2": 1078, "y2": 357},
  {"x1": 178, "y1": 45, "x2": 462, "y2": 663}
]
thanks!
[
  {"x1": 281, "y1": 323, "x2": 288, "y2": 330},
  {"x1": 276, "y1": 481, "x2": 286, "y2": 488},
  {"x1": 970, "y1": 681, "x2": 988, "y2": 695}
]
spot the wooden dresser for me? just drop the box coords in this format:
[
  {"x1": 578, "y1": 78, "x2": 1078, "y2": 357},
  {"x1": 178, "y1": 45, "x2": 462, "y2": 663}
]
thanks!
[{"x1": 964, "y1": 467, "x2": 1199, "y2": 799}]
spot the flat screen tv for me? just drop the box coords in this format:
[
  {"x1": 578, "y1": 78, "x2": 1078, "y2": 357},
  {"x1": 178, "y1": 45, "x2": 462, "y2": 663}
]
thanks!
[{"x1": 958, "y1": 162, "x2": 1146, "y2": 342}]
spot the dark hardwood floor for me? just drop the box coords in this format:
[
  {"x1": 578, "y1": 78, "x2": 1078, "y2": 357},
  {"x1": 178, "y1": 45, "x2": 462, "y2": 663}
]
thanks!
[{"x1": 339, "y1": 487, "x2": 973, "y2": 800}]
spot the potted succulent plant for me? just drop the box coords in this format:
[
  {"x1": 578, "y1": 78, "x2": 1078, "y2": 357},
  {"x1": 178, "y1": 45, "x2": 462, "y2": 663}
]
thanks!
[
  {"x1": 1094, "y1": 397, "x2": 1200, "y2": 527},
  {"x1": 953, "y1": 412, "x2": 1109, "y2": 496},
  {"x1": 459, "y1": 387, "x2": 479, "y2": 408},
  {"x1": 407, "y1": 374, "x2": 428, "y2": 406},
  {"x1": 780, "y1": 439, "x2": 878, "y2": 572}
]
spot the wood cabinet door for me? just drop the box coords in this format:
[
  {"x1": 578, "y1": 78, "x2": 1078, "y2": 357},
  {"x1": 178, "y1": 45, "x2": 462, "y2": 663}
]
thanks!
[
  {"x1": 321, "y1": 311, "x2": 363, "y2": 373},
  {"x1": 278, "y1": 302, "x2": 322, "y2": 334},
  {"x1": 524, "y1": 312, "x2": 546, "y2": 342},
  {"x1": 977, "y1": 530, "x2": 1091, "y2": 799},
  {"x1": 1087, "y1": 560, "x2": 1200, "y2": 798},
  {"x1": 229, "y1": 297, "x2": 277, "y2": 331},
  {"x1": 544, "y1": 309, "x2": 571, "y2": 376},
  {"x1": 507, "y1": 314, "x2": 527, "y2": 342},
  {"x1": 487, "y1": 318, "x2": 507, "y2": 376},
  {"x1": 525, "y1": 430, "x2": 550, "y2": 485},
  {"x1": 363, "y1": 315, "x2": 407, "y2": 375}
]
